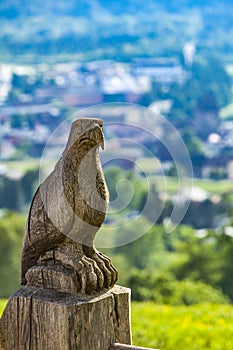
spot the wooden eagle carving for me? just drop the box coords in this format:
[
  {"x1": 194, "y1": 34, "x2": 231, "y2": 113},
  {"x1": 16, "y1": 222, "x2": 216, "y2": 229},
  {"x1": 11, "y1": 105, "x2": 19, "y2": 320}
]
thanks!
[{"x1": 21, "y1": 118, "x2": 118, "y2": 294}]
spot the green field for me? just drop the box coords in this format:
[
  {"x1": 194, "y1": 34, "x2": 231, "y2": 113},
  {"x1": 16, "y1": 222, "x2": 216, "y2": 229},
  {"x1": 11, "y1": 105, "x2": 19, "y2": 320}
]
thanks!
[
  {"x1": 1, "y1": 159, "x2": 39, "y2": 173},
  {"x1": 1, "y1": 300, "x2": 233, "y2": 349},
  {"x1": 0, "y1": 300, "x2": 7, "y2": 316},
  {"x1": 131, "y1": 303, "x2": 233, "y2": 350},
  {"x1": 153, "y1": 176, "x2": 233, "y2": 195}
]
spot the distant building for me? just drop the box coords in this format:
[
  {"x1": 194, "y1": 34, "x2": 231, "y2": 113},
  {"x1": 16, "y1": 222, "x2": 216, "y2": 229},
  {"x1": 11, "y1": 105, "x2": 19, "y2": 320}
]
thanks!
[
  {"x1": 63, "y1": 88, "x2": 103, "y2": 106},
  {"x1": 0, "y1": 64, "x2": 12, "y2": 104},
  {"x1": 132, "y1": 58, "x2": 186, "y2": 84}
]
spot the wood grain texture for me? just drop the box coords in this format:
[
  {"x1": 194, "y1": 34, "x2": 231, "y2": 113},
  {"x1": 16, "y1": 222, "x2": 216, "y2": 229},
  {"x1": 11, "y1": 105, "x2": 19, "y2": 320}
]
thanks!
[
  {"x1": 1, "y1": 285, "x2": 131, "y2": 350},
  {"x1": 21, "y1": 118, "x2": 117, "y2": 295},
  {"x1": 25, "y1": 264, "x2": 80, "y2": 294},
  {"x1": 0, "y1": 323, "x2": 6, "y2": 350}
]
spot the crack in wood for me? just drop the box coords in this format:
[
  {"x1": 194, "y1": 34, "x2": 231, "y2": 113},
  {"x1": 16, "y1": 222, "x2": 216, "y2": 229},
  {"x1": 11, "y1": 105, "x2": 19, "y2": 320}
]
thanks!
[{"x1": 113, "y1": 293, "x2": 120, "y2": 328}]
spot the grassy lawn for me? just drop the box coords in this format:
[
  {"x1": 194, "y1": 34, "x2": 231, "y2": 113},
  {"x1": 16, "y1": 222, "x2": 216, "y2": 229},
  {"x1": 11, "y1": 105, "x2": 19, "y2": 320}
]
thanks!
[
  {"x1": 1, "y1": 159, "x2": 39, "y2": 174},
  {"x1": 0, "y1": 300, "x2": 7, "y2": 316},
  {"x1": 153, "y1": 176, "x2": 233, "y2": 195},
  {"x1": 132, "y1": 302, "x2": 233, "y2": 350},
  {"x1": 193, "y1": 178, "x2": 233, "y2": 194},
  {"x1": 1, "y1": 299, "x2": 233, "y2": 349}
]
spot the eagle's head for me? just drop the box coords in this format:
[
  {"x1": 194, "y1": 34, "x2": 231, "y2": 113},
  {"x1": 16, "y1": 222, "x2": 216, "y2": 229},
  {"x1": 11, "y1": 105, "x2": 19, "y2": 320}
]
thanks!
[
  {"x1": 64, "y1": 118, "x2": 105, "y2": 156},
  {"x1": 62, "y1": 118, "x2": 109, "y2": 226}
]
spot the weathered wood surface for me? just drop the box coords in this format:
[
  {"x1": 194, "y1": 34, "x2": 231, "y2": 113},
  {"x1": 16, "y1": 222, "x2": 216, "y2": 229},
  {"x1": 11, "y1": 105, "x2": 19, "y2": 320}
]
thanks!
[
  {"x1": 25, "y1": 264, "x2": 80, "y2": 294},
  {"x1": 0, "y1": 325, "x2": 6, "y2": 350},
  {"x1": 110, "y1": 343, "x2": 159, "y2": 350},
  {"x1": 1, "y1": 285, "x2": 131, "y2": 350},
  {"x1": 21, "y1": 118, "x2": 117, "y2": 295}
]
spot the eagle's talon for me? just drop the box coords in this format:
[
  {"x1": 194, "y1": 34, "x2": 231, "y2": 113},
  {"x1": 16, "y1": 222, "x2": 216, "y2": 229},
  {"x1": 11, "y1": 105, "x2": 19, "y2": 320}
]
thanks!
[
  {"x1": 80, "y1": 256, "x2": 98, "y2": 292},
  {"x1": 98, "y1": 252, "x2": 118, "y2": 286},
  {"x1": 85, "y1": 251, "x2": 118, "y2": 289}
]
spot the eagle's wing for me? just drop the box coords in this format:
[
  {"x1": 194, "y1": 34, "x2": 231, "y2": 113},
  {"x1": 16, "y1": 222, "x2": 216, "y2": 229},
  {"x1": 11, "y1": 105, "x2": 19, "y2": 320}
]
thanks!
[
  {"x1": 21, "y1": 161, "x2": 76, "y2": 284},
  {"x1": 21, "y1": 185, "x2": 46, "y2": 284}
]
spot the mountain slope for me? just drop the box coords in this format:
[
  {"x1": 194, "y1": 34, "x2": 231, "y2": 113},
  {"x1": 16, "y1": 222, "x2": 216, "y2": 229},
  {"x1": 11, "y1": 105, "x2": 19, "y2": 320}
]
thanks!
[{"x1": 0, "y1": 0, "x2": 233, "y2": 62}]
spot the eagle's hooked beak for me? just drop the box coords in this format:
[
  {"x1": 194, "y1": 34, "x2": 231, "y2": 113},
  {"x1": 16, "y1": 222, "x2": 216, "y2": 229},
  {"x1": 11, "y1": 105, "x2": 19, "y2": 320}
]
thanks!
[
  {"x1": 99, "y1": 131, "x2": 104, "y2": 150},
  {"x1": 91, "y1": 124, "x2": 104, "y2": 150}
]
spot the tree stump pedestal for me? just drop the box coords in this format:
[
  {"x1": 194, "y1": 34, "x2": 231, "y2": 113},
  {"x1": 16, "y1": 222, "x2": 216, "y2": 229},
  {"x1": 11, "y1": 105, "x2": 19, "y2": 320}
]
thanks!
[{"x1": 0, "y1": 285, "x2": 131, "y2": 350}]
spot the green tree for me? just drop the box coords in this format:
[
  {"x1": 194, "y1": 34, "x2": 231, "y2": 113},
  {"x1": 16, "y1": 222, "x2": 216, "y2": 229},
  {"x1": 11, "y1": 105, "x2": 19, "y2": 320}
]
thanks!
[
  {"x1": 104, "y1": 166, "x2": 148, "y2": 212},
  {"x1": 170, "y1": 229, "x2": 222, "y2": 287},
  {"x1": 181, "y1": 128, "x2": 204, "y2": 158},
  {"x1": 113, "y1": 221, "x2": 165, "y2": 270},
  {"x1": 192, "y1": 56, "x2": 232, "y2": 108},
  {"x1": 0, "y1": 211, "x2": 25, "y2": 297},
  {"x1": 21, "y1": 168, "x2": 39, "y2": 203},
  {"x1": 217, "y1": 230, "x2": 233, "y2": 301},
  {"x1": 0, "y1": 177, "x2": 24, "y2": 211}
]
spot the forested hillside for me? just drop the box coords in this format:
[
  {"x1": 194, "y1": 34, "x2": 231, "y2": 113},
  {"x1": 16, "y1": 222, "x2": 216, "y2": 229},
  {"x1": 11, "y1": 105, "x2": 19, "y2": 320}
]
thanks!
[{"x1": 1, "y1": 0, "x2": 233, "y2": 62}]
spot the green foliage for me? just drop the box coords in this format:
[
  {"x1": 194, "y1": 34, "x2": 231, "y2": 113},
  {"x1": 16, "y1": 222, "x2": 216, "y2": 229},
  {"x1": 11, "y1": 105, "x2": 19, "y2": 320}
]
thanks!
[
  {"x1": 0, "y1": 299, "x2": 7, "y2": 316},
  {"x1": 0, "y1": 177, "x2": 24, "y2": 211},
  {"x1": 0, "y1": 167, "x2": 39, "y2": 211},
  {"x1": 104, "y1": 166, "x2": 148, "y2": 213},
  {"x1": 21, "y1": 168, "x2": 39, "y2": 203},
  {"x1": 127, "y1": 269, "x2": 229, "y2": 305},
  {"x1": 161, "y1": 56, "x2": 232, "y2": 136},
  {"x1": 181, "y1": 128, "x2": 204, "y2": 158},
  {"x1": 112, "y1": 223, "x2": 164, "y2": 270},
  {"x1": 171, "y1": 279, "x2": 229, "y2": 305},
  {"x1": 192, "y1": 56, "x2": 232, "y2": 108},
  {"x1": 209, "y1": 168, "x2": 227, "y2": 180},
  {"x1": 169, "y1": 229, "x2": 222, "y2": 285},
  {"x1": 107, "y1": 223, "x2": 233, "y2": 304},
  {"x1": 127, "y1": 270, "x2": 175, "y2": 302},
  {"x1": 104, "y1": 167, "x2": 121, "y2": 202},
  {"x1": 0, "y1": 211, "x2": 25, "y2": 297},
  {"x1": 217, "y1": 232, "x2": 233, "y2": 301},
  {"x1": 1, "y1": 0, "x2": 233, "y2": 63},
  {"x1": 132, "y1": 303, "x2": 233, "y2": 350}
]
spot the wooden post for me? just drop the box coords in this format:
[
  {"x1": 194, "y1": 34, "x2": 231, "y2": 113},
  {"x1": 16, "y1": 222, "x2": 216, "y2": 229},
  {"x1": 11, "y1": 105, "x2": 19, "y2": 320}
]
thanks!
[
  {"x1": 1, "y1": 285, "x2": 131, "y2": 350},
  {"x1": 0, "y1": 325, "x2": 6, "y2": 350},
  {"x1": 110, "y1": 344, "x2": 159, "y2": 350}
]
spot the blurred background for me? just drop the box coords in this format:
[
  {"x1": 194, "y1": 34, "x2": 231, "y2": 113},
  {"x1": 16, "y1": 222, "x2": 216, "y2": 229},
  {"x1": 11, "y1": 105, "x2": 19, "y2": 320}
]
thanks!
[{"x1": 1, "y1": 1, "x2": 233, "y2": 348}]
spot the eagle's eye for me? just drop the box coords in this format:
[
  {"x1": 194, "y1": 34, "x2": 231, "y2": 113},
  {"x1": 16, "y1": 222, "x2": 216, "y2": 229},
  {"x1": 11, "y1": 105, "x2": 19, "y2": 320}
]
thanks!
[{"x1": 78, "y1": 137, "x2": 89, "y2": 145}]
